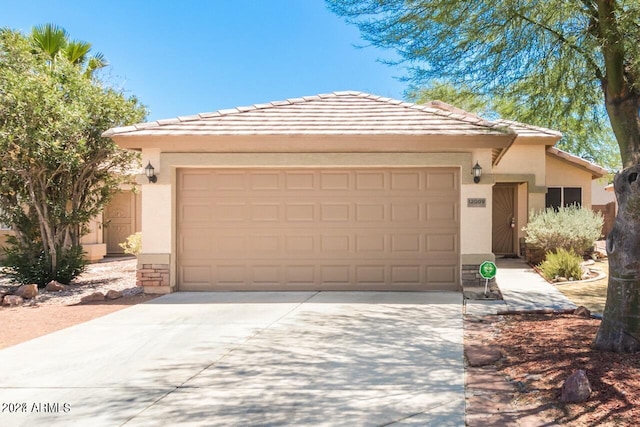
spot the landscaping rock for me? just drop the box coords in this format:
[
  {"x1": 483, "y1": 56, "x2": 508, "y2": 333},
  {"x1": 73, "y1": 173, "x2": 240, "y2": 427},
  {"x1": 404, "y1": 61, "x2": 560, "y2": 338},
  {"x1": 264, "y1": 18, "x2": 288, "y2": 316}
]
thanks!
[
  {"x1": 80, "y1": 292, "x2": 105, "y2": 303},
  {"x1": 556, "y1": 276, "x2": 568, "y2": 283},
  {"x1": 465, "y1": 344, "x2": 503, "y2": 367},
  {"x1": 45, "y1": 280, "x2": 66, "y2": 292},
  {"x1": 574, "y1": 306, "x2": 591, "y2": 318},
  {"x1": 3, "y1": 295, "x2": 24, "y2": 306},
  {"x1": 105, "y1": 290, "x2": 123, "y2": 300},
  {"x1": 560, "y1": 369, "x2": 591, "y2": 403},
  {"x1": 15, "y1": 284, "x2": 38, "y2": 299}
]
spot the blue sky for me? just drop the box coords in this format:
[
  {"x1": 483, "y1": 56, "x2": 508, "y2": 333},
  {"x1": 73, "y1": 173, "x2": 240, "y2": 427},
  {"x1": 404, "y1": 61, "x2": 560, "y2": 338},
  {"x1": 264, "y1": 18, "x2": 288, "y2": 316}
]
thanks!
[{"x1": 4, "y1": 0, "x2": 407, "y2": 122}]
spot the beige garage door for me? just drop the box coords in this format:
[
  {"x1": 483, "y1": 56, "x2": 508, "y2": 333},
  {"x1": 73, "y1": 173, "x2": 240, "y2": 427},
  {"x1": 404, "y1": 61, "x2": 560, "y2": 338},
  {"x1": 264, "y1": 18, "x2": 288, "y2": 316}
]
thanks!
[{"x1": 177, "y1": 168, "x2": 459, "y2": 291}]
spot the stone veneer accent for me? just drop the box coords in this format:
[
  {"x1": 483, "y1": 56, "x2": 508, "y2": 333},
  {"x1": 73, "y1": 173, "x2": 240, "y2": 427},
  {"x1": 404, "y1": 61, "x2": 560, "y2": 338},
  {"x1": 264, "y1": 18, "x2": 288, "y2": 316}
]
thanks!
[
  {"x1": 136, "y1": 263, "x2": 170, "y2": 294},
  {"x1": 462, "y1": 264, "x2": 496, "y2": 288}
]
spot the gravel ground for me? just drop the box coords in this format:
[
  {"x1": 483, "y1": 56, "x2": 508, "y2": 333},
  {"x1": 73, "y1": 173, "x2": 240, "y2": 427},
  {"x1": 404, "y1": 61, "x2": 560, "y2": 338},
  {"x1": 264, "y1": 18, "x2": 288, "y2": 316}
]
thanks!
[{"x1": 0, "y1": 257, "x2": 141, "y2": 306}]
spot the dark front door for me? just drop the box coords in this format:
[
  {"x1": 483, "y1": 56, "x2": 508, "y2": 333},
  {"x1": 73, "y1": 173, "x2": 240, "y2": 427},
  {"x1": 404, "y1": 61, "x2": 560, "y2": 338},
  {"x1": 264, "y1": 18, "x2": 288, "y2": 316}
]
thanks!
[{"x1": 492, "y1": 185, "x2": 516, "y2": 255}]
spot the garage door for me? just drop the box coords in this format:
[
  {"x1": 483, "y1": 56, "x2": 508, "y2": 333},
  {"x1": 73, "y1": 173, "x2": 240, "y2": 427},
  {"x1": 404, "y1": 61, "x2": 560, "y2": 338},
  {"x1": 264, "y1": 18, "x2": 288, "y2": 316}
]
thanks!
[{"x1": 177, "y1": 168, "x2": 459, "y2": 291}]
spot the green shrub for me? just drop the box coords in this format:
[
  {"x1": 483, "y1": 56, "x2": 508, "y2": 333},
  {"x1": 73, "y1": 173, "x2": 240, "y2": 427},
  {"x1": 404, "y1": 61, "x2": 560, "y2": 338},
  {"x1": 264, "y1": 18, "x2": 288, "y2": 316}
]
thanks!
[
  {"x1": 2, "y1": 237, "x2": 87, "y2": 286},
  {"x1": 523, "y1": 206, "x2": 603, "y2": 255},
  {"x1": 119, "y1": 232, "x2": 142, "y2": 256},
  {"x1": 538, "y1": 248, "x2": 584, "y2": 281}
]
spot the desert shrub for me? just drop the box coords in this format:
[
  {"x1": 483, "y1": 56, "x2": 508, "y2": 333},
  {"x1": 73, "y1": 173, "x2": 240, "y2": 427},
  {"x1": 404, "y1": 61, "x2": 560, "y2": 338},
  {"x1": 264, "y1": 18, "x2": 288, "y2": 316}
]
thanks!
[
  {"x1": 523, "y1": 206, "x2": 603, "y2": 255},
  {"x1": 538, "y1": 248, "x2": 583, "y2": 281},
  {"x1": 119, "y1": 232, "x2": 142, "y2": 256},
  {"x1": 2, "y1": 236, "x2": 87, "y2": 286}
]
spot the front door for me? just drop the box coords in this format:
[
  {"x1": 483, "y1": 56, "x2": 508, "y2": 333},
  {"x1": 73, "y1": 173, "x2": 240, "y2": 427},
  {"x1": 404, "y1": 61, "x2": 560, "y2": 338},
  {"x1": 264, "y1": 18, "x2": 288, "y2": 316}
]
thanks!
[
  {"x1": 104, "y1": 192, "x2": 134, "y2": 254},
  {"x1": 492, "y1": 185, "x2": 516, "y2": 255}
]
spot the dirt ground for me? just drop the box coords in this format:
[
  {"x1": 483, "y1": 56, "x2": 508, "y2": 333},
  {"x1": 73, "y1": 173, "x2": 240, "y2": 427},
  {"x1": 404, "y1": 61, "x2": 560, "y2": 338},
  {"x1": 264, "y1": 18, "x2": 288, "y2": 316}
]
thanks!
[
  {"x1": 498, "y1": 313, "x2": 640, "y2": 426},
  {"x1": 2, "y1": 256, "x2": 638, "y2": 425},
  {"x1": 0, "y1": 258, "x2": 157, "y2": 350},
  {"x1": 555, "y1": 259, "x2": 609, "y2": 314}
]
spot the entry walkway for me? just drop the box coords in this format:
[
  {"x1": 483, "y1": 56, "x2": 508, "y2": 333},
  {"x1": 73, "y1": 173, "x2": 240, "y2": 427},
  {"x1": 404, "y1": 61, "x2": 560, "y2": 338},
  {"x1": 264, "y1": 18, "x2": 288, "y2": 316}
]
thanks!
[{"x1": 465, "y1": 257, "x2": 577, "y2": 316}]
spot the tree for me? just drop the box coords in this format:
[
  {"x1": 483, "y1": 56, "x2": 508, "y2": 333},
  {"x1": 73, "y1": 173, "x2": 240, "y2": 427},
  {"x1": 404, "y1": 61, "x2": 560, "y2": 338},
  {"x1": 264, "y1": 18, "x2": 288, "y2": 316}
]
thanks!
[
  {"x1": 0, "y1": 27, "x2": 146, "y2": 285},
  {"x1": 328, "y1": 0, "x2": 640, "y2": 352},
  {"x1": 408, "y1": 82, "x2": 621, "y2": 171},
  {"x1": 31, "y1": 23, "x2": 108, "y2": 77}
]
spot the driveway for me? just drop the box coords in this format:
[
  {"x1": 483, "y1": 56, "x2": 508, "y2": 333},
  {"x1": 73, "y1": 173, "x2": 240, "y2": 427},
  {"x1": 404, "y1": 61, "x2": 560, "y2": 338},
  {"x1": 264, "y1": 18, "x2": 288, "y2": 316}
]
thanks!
[{"x1": 0, "y1": 292, "x2": 463, "y2": 426}]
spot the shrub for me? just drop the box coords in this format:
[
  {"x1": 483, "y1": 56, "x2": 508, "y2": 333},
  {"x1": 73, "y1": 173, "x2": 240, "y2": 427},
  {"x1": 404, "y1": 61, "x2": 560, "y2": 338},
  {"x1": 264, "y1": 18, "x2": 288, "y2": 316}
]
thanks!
[
  {"x1": 523, "y1": 206, "x2": 603, "y2": 255},
  {"x1": 119, "y1": 232, "x2": 142, "y2": 256},
  {"x1": 538, "y1": 248, "x2": 583, "y2": 281},
  {"x1": 2, "y1": 237, "x2": 87, "y2": 286}
]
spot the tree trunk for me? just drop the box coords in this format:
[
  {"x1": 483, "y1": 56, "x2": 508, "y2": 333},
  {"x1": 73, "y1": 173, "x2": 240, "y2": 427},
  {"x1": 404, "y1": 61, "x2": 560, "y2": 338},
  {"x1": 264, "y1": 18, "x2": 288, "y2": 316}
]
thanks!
[{"x1": 593, "y1": 165, "x2": 640, "y2": 352}]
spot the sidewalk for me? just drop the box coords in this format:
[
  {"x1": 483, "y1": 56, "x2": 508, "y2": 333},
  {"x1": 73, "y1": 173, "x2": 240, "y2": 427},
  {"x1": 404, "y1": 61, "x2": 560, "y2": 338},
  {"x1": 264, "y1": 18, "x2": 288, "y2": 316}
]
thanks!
[
  {"x1": 464, "y1": 257, "x2": 574, "y2": 426},
  {"x1": 465, "y1": 257, "x2": 577, "y2": 316}
]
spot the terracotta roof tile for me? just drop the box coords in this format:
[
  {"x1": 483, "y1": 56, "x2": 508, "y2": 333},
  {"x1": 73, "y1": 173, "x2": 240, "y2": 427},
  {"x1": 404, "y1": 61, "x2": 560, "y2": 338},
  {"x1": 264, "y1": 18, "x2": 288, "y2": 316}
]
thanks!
[
  {"x1": 546, "y1": 147, "x2": 607, "y2": 178},
  {"x1": 103, "y1": 91, "x2": 512, "y2": 137}
]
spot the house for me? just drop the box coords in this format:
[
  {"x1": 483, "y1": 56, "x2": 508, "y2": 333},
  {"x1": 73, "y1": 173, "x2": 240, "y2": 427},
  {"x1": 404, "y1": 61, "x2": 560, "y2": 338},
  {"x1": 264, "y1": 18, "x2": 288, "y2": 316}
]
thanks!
[
  {"x1": 99, "y1": 91, "x2": 603, "y2": 293},
  {"x1": 0, "y1": 188, "x2": 141, "y2": 263}
]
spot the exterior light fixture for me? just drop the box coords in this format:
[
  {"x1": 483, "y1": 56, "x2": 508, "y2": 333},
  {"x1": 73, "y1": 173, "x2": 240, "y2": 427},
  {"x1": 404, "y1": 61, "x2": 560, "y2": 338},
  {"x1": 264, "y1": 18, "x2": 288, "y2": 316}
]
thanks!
[
  {"x1": 472, "y1": 162, "x2": 482, "y2": 184},
  {"x1": 145, "y1": 161, "x2": 157, "y2": 183}
]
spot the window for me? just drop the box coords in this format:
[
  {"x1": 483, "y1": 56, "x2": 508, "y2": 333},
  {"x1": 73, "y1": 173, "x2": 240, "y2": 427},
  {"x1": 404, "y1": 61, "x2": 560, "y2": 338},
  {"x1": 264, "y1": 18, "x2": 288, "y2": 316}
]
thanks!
[{"x1": 546, "y1": 187, "x2": 582, "y2": 209}]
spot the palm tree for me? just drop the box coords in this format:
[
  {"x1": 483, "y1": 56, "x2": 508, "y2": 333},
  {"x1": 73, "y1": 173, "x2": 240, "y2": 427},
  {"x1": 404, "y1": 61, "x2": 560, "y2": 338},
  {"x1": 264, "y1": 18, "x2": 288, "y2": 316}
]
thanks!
[{"x1": 31, "y1": 23, "x2": 108, "y2": 77}]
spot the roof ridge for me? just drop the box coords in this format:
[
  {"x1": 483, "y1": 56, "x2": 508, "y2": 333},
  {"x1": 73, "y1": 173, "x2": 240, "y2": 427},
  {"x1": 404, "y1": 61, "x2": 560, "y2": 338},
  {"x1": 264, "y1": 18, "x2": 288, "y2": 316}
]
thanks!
[
  {"x1": 493, "y1": 118, "x2": 562, "y2": 138},
  {"x1": 102, "y1": 90, "x2": 513, "y2": 137}
]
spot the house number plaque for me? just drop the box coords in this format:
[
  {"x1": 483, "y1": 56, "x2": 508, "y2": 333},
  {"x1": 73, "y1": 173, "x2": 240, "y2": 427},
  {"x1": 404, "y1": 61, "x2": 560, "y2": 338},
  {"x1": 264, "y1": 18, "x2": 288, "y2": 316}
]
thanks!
[{"x1": 467, "y1": 198, "x2": 486, "y2": 207}]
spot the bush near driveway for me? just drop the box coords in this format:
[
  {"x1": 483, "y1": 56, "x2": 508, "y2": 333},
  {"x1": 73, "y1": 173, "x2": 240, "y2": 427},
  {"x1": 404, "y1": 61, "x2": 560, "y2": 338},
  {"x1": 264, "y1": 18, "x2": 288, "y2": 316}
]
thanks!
[
  {"x1": 538, "y1": 248, "x2": 583, "y2": 281},
  {"x1": 523, "y1": 206, "x2": 603, "y2": 262}
]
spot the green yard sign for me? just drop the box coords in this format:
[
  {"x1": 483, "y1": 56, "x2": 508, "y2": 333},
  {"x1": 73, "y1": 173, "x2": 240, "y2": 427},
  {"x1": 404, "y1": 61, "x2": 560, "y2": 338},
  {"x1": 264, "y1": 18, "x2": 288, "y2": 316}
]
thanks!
[{"x1": 479, "y1": 261, "x2": 497, "y2": 280}]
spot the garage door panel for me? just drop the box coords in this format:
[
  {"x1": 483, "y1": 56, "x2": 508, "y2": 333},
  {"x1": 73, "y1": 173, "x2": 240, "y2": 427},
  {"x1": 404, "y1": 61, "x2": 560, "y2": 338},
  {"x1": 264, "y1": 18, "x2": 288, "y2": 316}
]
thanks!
[
  {"x1": 355, "y1": 171, "x2": 385, "y2": 190},
  {"x1": 285, "y1": 172, "x2": 315, "y2": 190},
  {"x1": 177, "y1": 168, "x2": 460, "y2": 291}
]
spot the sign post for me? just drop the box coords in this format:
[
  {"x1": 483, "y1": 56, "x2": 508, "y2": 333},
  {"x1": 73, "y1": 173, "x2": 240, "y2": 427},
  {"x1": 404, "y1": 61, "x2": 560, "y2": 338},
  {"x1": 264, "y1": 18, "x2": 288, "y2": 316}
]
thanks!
[{"x1": 479, "y1": 261, "x2": 497, "y2": 296}]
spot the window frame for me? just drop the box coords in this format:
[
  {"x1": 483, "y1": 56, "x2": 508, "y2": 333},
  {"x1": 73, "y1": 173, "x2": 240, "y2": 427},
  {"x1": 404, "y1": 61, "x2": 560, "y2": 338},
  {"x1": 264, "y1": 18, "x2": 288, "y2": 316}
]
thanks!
[{"x1": 545, "y1": 186, "x2": 583, "y2": 209}]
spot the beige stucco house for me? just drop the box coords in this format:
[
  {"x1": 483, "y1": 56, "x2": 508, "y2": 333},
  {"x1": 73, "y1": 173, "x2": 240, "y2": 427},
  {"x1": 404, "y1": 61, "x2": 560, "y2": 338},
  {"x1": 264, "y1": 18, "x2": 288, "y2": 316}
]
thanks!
[
  {"x1": 100, "y1": 91, "x2": 605, "y2": 293},
  {"x1": 0, "y1": 188, "x2": 141, "y2": 263}
]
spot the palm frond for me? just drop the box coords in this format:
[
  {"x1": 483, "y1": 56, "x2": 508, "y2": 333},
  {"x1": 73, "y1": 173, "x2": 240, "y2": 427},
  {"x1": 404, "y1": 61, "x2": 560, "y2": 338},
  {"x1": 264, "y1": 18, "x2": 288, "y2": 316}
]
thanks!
[
  {"x1": 64, "y1": 40, "x2": 91, "y2": 65},
  {"x1": 31, "y1": 23, "x2": 68, "y2": 60}
]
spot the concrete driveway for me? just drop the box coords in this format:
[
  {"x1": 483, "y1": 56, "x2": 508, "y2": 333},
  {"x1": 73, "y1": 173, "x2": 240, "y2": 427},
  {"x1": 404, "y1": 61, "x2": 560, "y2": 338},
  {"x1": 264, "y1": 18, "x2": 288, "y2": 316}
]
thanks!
[{"x1": 0, "y1": 292, "x2": 463, "y2": 426}]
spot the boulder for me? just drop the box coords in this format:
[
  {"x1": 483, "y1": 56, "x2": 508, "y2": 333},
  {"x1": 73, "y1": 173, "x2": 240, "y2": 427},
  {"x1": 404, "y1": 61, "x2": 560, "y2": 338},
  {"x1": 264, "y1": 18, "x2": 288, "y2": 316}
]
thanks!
[
  {"x1": 574, "y1": 306, "x2": 591, "y2": 318},
  {"x1": 15, "y1": 284, "x2": 38, "y2": 299},
  {"x1": 560, "y1": 370, "x2": 591, "y2": 403},
  {"x1": 45, "y1": 280, "x2": 66, "y2": 292},
  {"x1": 80, "y1": 292, "x2": 105, "y2": 303},
  {"x1": 3, "y1": 295, "x2": 24, "y2": 306},
  {"x1": 105, "y1": 290, "x2": 123, "y2": 300}
]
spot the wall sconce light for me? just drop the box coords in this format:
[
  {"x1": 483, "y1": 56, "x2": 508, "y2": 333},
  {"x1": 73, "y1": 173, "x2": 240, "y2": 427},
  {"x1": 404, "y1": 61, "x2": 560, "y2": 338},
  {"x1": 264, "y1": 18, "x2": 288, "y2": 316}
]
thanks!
[
  {"x1": 145, "y1": 161, "x2": 157, "y2": 183},
  {"x1": 472, "y1": 161, "x2": 482, "y2": 184}
]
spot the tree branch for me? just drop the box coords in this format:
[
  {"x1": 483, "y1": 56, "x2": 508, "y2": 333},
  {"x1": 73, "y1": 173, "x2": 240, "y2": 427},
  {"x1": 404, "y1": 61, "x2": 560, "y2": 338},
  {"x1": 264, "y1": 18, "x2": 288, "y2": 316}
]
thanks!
[{"x1": 513, "y1": 11, "x2": 604, "y2": 82}]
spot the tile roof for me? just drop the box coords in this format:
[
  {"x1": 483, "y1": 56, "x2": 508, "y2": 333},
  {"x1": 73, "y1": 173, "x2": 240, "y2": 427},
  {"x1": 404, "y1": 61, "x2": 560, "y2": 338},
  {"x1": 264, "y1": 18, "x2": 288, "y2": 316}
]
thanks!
[
  {"x1": 103, "y1": 91, "x2": 513, "y2": 137},
  {"x1": 546, "y1": 146, "x2": 607, "y2": 178},
  {"x1": 493, "y1": 119, "x2": 562, "y2": 139}
]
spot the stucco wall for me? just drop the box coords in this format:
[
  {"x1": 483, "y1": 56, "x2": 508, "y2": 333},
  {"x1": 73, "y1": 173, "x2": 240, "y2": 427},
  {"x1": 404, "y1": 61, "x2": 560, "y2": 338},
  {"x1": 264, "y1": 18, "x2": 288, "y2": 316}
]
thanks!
[
  {"x1": 137, "y1": 149, "x2": 499, "y2": 289},
  {"x1": 592, "y1": 178, "x2": 615, "y2": 205},
  {"x1": 493, "y1": 144, "x2": 546, "y2": 186},
  {"x1": 545, "y1": 154, "x2": 594, "y2": 208}
]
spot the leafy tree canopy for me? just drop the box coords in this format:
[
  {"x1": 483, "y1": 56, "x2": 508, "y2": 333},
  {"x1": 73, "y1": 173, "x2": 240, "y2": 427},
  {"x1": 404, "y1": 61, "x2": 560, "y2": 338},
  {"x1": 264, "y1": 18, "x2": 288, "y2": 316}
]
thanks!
[
  {"x1": 0, "y1": 26, "x2": 146, "y2": 284},
  {"x1": 328, "y1": 0, "x2": 639, "y2": 169},
  {"x1": 408, "y1": 82, "x2": 621, "y2": 171},
  {"x1": 328, "y1": 1, "x2": 640, "y2": 352}
]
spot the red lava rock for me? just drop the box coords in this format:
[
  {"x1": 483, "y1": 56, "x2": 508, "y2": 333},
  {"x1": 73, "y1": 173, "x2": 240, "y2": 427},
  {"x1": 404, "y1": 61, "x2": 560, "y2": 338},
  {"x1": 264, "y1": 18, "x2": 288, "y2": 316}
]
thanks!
[
  {"x1": 80, "y1": 292, "x2": 105, "y2": 303},
  {"x1": 15, "y1": 284, "x2": 38, "y2": 299},
  {"x1": 561, "y1": 369, "x2": 592, "y2": 403},
  {"x1": 3, "y1": 295, "x2": 24, "y2": 306},
  {"x1": 45, "y1": 280, "x2": 66, "y2": 292},
  {"x1": 573, "y1": 306, "x2": 591, "y2": 318},
  {"x1": 105, "y1": 290, "x2": 123, "y2": 300}
]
